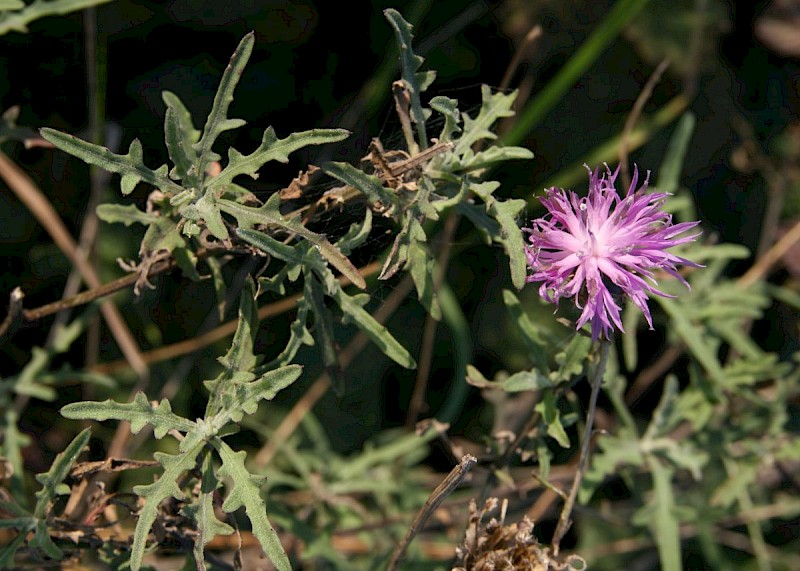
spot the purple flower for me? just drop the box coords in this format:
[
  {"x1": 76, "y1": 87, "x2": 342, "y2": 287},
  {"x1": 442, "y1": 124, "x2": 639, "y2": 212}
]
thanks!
[{"x1": 524, "y1": 165, "x2": 701, "y2": 340}]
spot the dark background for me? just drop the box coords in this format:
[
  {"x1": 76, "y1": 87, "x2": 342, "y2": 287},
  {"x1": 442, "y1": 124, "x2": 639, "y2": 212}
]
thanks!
[{"x1": 1, "y1": 0, "x2": 798, "y2": 448}]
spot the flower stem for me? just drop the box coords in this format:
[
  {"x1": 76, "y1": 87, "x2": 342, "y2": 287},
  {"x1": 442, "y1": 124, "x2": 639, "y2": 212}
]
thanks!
[{"x1": 551, "y1": 338, "x2": 611, "y2": 555}]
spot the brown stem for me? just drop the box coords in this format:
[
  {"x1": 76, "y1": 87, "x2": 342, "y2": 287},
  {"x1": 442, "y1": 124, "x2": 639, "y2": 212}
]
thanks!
[
  {"x1": 551, "y1": 339, "x2": 611, "y2": 555},
  {"x1": 619, "y1": 58, "x2": 670, "y2": 190},
  {"x1": 253, "y1": 274, "x2": 416, "y2": 468},
  {"x1": 0, "y1": 150, "x2": 148, "y2": 381},
  {"x1": 498, "y1": 25, "x2": 542, "y2": 92},
  {"x1": 625, "y1": 343, "x2": 685, "y2": 406},
  {"x1": 386, "y1": 454, "x2": 477, "y2": 571},
  {"x1": 405, "y1": 212, "x2": 459, "y2": 429},
  {"x1": 91, "y1": 260, "x2": 382, "y2": 376},
  {"x1": 25, "y1": 261, "x2": 169, "y2": 321},
  {"x1": 740, "y1": 217, "x2": 800, "y2": 289}
]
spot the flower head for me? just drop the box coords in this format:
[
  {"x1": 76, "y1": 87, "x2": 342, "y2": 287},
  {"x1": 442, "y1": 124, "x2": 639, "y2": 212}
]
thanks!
[{"x1": 524, "y1": 164, "x2": 701, "y2": 340}]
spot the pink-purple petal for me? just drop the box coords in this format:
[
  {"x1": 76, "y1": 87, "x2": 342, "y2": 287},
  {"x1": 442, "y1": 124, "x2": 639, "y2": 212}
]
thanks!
[{"x1": 523, "y1": 164, "x2": 701, "y2": 340}]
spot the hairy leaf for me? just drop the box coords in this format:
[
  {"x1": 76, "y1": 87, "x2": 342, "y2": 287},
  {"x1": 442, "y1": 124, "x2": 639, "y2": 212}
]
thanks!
[
  {"x1": 229, "y1": 196, "x2": 365, "y2": 289},
  {"x1": 333, "y1": 289, "x2": 416, "y2": 369},
  {"x1": 33, "y1": 428, "x2": 90, "y2": 519},
  {"x1": 486, "y1": 196, "x2": 527, "y2": 289},
  {"x1": 460, "y1": 145, "x2": 534, "y2": 173},
  {"x1": 209, "y1": 127, "x2": 350, "y2": 189},
  {"x1": 384, "y1": 8, "x2": 434, "y2": 150},
  {"x1": 40, "y1": 129, "x2": 180, "y2": 195},
  {"x1": 138, "y1": 216, "x2": 185, "y2": 258},
  {"x1": 322, "y1": 161, "x2": 400, "y2": 211},
  {"x1": 217, "y1": 277, "x2": 258, "y2": 373},
  {"x1": 214, "y1": 440, "x2": 291, "y2": 571},
  {"x1": 0, "y1": 0, "x2": 112, "y2": 35},
  {"x1": 129, "y1": 444, "x2": 205, "y2": 571},
  {"x1": 407, "y1": 220, "x2": 440, "y2": 320},
  {"x1": 96, "y1": 203, "x2": 159, "y2": 226},
  {"x1": 214, "y1": 364, "x2": 303, "y2": 425},
  {"x1": 182, "y1": 189, "x2": 229, "y2": 239},
  {"x1": 535, "y1": 392, "x2": 570, "y2": 448},
  {"x1": 193, "y1": 32, "x2": 253, "y2": 181},
  {"x1": 162, "y1": 91, "x2": 201, "y2": 185},
  {"x1": 503, "y1": 369, "x2": 553, "y2": 392},
  {"x1": 184, "y1": 493, "x2": 235, "y2": 551},
  {"x1": 454, "y1": 86, "x2": 518, "y2": 155},
  {"x1": 61, "y1": 393, "x2": 196, "y2": 438},
  {"x1": 429, "y1": 95, "x2": 461, "y2": 142},
  {"x1": 184, "y1": 452, "x2": 234, "y2": 566}
]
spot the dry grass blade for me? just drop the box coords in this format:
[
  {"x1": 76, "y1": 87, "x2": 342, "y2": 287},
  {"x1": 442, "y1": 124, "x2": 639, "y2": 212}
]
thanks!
[{"x1": 0, "y1": 150, "x2": 148, "y2": 381}]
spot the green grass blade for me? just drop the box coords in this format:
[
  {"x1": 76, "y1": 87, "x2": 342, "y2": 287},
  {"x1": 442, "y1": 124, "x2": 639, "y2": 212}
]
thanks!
[{"x1": 502, "y1": 0, "x2": 651, "y2": 146}]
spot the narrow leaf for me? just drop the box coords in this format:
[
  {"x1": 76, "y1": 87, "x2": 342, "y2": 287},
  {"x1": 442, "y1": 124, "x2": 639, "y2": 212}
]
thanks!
[
  {"x1": 209, "y1": 128, "x2": 350, "y2": 189},
  {"x1": 162, "y1": 91, "x2": 200, "y2": 185},
  {"x1": 266, "y1": 297, "x2": 314, "y2": 368},
  {"x1": 384, "y1": 8, "x2": 431, "y2": 150},
  {"x1": 214, "y1": 440, "x2": 291, "y2": 571},
  {"x1": 333, "y1": 289, "x2": 416, "y2": 369},
  {"x1": 185, "y1": 451, "x2": 235, "y2": 564},
  {"x1": 194, "y1": 32, "x2": 255, "y2": 179},
  {"x1": 322, "y1": 161, "x2": 400, "y2": 210},
  {"x1": 502, "y1": 289, "x2": 549, "y2": 370},
  {"x1": 454, "y1": 86, "x2": 518, "y2": 155},
  {"x1": 1, "y1": 409, "x2": 29, "y2": 500},
  {"x1": 29, "y1": 520, "x2": 62, "y2": 560},
  {"x1": 306, "y1": 277, "x2": 341, "y2": 383},
  {"x1": 184, "y1": 493, "x2": 235, "y2": 549},
  {"x1": 217, "y1": 277, "x2": 258, "y2": 373},
  {"x1": 336, "y1": 207, "x2": 373, "y2": 254},
  {"x1": 461, "y1": 145, "x2": 533, "y2": 172},
  {"x1": 129, "y1": 444, "x2": 205, "y2": 571},
  {"x1": 534, "y1": 392, "x2": 570, "y2": 448},
  {"x1": 503, "y1": 369, "x2": 553, "y2": 392},
  {"x1": 96, "y1": 203, "x2": 158, "y2": 226},
  {"x1": 647, "y1": 458, "x2": 682, "y2": 571},
  {"x1": 33, "y1": 428, "x2": 90, "y2": 519},
  {"x1": 0, "y1": 531, "x2": 26, "y2": 568},
  {"x1": 228, "y1": 195, "x2": 365, "y2": 289},
  {"x1": 429, "y1": 95, "x2": 461, "y2": 142},
  {"x1": 218, "y1": 365, "x2": 303, "y2": 424},
  {"x1": 0, "y1": 0, "x2": 113, "y2": 36},
  {"x1": 486, "y1": 196, "x2": 527, "y2": 289},
  {"x1": 40, "y1": 129, "x2": 181, "y2": 195},
  {"x1": 61, "y1": 392, "x2": 196, "y2": 438},
  {"x1": 408, "y1": 222, "x2": 441, "y2": 320}
]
